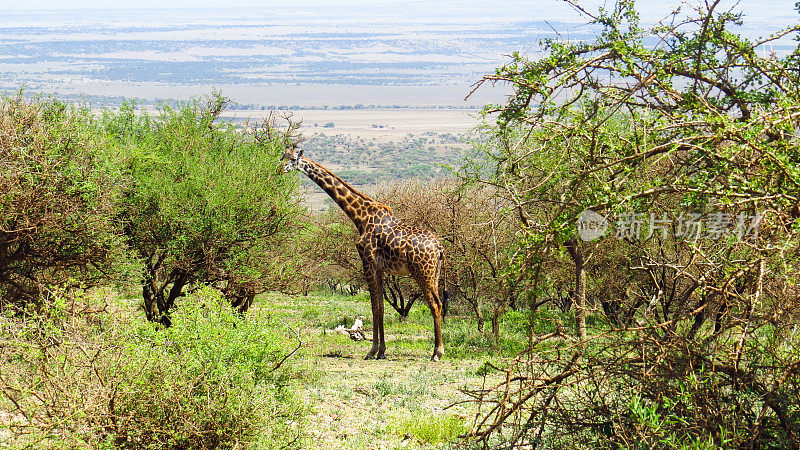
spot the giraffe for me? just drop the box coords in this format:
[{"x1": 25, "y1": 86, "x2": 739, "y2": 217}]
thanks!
[{"x1": 282, "y1": 145, "x2": 448, "y2": 361}]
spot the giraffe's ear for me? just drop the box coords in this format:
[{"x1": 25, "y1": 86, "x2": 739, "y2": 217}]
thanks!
[{"x1": 296, "y1": 148, "x2": 304, "y2": 160}]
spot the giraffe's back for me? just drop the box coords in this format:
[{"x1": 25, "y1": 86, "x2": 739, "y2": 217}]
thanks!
[{"x1": 365, "y1": 216, "x2": 443, "y2": 278}]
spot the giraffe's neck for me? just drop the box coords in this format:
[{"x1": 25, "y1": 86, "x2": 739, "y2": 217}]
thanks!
[{"x1": 299, "y1": 158, "x2": 390, "y2": 231}]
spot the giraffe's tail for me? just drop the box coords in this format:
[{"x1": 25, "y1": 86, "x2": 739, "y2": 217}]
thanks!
[
  {"x1": 442, "y1": 287, "x2": 450, "y2": 318},
  {"x1": 439, "y1": 249, "x2": 449, "y2": 317}
]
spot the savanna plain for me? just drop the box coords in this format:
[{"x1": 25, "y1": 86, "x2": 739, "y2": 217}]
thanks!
[{"x1": 4, "y1": 2, "x2": 800, "y2": 449}]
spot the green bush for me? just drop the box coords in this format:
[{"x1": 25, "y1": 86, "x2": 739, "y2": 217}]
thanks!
[
  {"x1": 462, "y1": 1, "x2": 800, "y2": 447},
  {"x1": 101, "y1": 93, "x2": 305, "y2": 324},
  {"x1": 0, "y1": 287, "x2": 308, "y2": 448},
  {"x1": 0, "y1": 91, "x2": 307, "y2": 321},
  {"x1": 0, "y1": 94, "x2": 132, "y2": 311}
]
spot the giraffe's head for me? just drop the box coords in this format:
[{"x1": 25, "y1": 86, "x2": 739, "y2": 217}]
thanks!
[{"x1": 281, "y1": 143, "x2": 305, "y2": 173}]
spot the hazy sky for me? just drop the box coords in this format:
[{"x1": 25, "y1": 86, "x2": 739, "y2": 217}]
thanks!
[
  {"x1": 6, "y1": 0, "x2": 570, "y2": 8},
  {"x1": 0, "y1": 0, "x2": 670, "y2": 9},
  {"x1": 0, "y1": 1, "x2": 795, "y2": 25},
  {"x1": 0, "y1": 0, "x2": 789, "y2": 12},
  {"x1": 1, "y1": 0, "x2": 613, "y2": 13}
]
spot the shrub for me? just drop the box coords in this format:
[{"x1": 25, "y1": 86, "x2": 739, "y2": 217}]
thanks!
[
  {"x1": 0, "y1": 287, "x2": 308, "y2": 448},
  {"x1": 0, "y1": 94, "x2": 132, "y2": 311}
]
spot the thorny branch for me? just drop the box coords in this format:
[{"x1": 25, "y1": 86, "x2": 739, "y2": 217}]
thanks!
[{"x1": 457, "y1": 1, "x2": 800, "y2": 447}]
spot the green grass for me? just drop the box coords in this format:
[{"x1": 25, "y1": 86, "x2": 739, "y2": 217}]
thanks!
[
  {"x1": 278, "y1": 290, "x2": 537, "y2": 361},
  {"x1": 261, "y1": 289, "x2": 533, "y2": 448},
  {"x1": 392, "y1": 412, "x2": 468, "y2": 446}
]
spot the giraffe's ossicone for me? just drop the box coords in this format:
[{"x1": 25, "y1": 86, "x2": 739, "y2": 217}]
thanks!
[{"x1": 282, "y1": 145, "x2": 448, "y2": 361}]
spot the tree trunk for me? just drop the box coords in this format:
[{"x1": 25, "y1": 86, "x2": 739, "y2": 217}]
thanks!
[
  {"x1": 565, "y1": 239, "x2": 587, "y2": 341},
  {"x1": 466, "y1": 295, "x2": 484, "y2": 332},
  {"x1": 491, "y1": 307, "x2": 501, "y2": 344},
  {"x1": 142, "y1": 265, "x2": 189, "y2": 327}
]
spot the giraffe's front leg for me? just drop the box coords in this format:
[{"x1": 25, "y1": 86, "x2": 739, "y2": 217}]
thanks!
[
  {"x1": 375, "y1": 297, "x2": 386, "y2": 359},
  {"x1": 365, "y1": 291, "x2": 383, "y2": 360},
  {"x1": 359, "y1": 246, "x2": 386, "y2": 360},
  {"x1": 364, "y1": 292, "x2": 382, "y2": 359},
  {"x1": 365, "y1": 287, "x2": 386, "y2": 359},
  {"x1": 365, "y1": 277, "x2": 386, "y2": 359}
]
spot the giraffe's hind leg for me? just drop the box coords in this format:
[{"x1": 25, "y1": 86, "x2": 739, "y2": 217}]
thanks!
[{"x1": 415, "y1": 272, "x2": 444, "y2": 361}]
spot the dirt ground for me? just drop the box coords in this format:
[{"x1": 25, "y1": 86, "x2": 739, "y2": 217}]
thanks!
[
  {"x1": 259, "y1": 293, "x2": 490, "y2": 449},
  {"x1": 301, "y1": 343, "x2": 485, "y2": 449}
]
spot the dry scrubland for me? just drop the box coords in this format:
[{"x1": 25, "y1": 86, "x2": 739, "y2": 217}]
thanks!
[
  {"x1": 234, "y1": 109, "x2": 480, "y2": 142},
  {"x1": 228, "y1": 108, "x2": 480, "y2": 211}
]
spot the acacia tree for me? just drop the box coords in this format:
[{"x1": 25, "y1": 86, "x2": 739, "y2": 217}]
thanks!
[
  {"x1": 310, "y1": 178, "x2": 523, "y2": 334},
  {"x1": 462, "y1": 1, "x2": 800, "y2": 447},
  {"x1": 374, "y1": 179, "x2": 524, "y2": 335},
  {"x1": 0, "y1": 95, "x2": 131, "y2": 311},
  {"x1": 103, "y1": 94, "x2": 304, "y2": 325}
]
